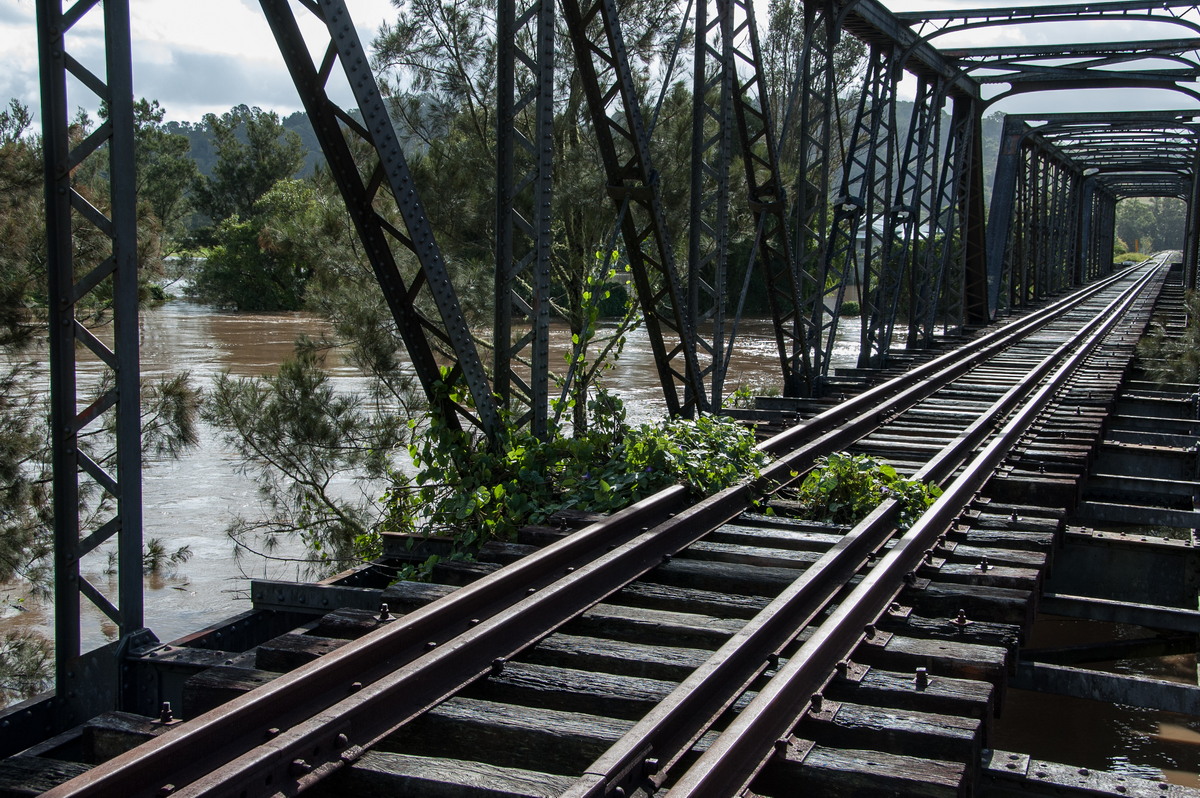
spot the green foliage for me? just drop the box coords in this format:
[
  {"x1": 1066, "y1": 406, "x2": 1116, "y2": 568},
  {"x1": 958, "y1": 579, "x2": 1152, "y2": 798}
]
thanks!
[
  {"x1": 840, "y1": 300, "x2": 861, "y2": 316},
  {"x1": 795, "y1": 453, "x2": 941, "y2": 528},
  {"x1": 204, "y1": 342, "x2": 409, "y2": 571},
  {"x1": 142, "y1": 538, "x2": 193, "y2": 574},
  {"x1": 191, "y1": 105, "x2": 304, "y2": 229},
  {"x1": 190, "y1": 179, "x2": 324, "y2": 310},
  {"x1": 0, "y1": 629, "x2": 51, "y2": 704},
  {"x1": 386, "y1": 387, "x2": 768, "y2": 561}
]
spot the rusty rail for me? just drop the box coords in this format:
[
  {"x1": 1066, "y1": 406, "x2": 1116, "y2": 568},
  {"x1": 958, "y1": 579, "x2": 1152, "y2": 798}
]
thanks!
[{"x1": 43, "y1": 262, "x2": 1162, "y2": 798}]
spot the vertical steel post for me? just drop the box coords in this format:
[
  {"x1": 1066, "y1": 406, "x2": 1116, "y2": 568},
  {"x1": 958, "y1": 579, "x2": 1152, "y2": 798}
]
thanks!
[
  {"x1": 986, "y1": 116, "x2": 1028, "y2": 317},
  {"x1": 496, "y1": 0, "x2": 555, "y2": 437},
  {"x1": 560, "y1": 0, "x2": 707, "y2": 416},
  {"x1": 1185, "y1": 151, "x2": 1200, "y2": 289},
  {"x1": 727, "y1": 0, "x2": 806, "y2": 398},
  {"x1": 689, "y1": 0, "x2": 734, "y2": 408},
  {"x1": 39, "y1": 0, "x2": 147, "y2": 726},
  {"x1": 791, "y1": 0, "x2": 836, "y2": 394}
]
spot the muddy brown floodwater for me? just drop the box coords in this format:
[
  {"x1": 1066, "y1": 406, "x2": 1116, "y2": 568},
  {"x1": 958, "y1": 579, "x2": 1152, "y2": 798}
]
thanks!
[{"x1": 2, "y1": 300, "x2": 847, "y2": 648}]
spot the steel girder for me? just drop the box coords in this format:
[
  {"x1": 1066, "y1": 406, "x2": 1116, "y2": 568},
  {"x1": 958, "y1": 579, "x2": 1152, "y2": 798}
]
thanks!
[
  {"x1": 909, "y1": 93, "x2": 988, "y2": 346},
  {"x1": 496, "y1": 0, "x2": 555, "y2": 437},
  {"x1": 987, "y1": 119, "x2": 1097, "y2": 313},
  {"x1": 726, "y1": 0, "x2": 807, "y2": 399},
  {"x1": 260, "y1": 0, "x2": 502, "y2": 441},
  {"x1": 37, "y1": 0, "x2": 152, "y2": 729},
  {"x1": 560, "y1": 0, "x2": 706, "y2": 417},
  {"x1": 787, "y1": 0, "x2": 837, "y2": 395},
  {"x1": 824, "y1": 42, "x2": 900, "y2": 371},
  {"x1": 689, "y1": 0, "x2": 734, "y2": 407},
  {"x1": 690, "y1": 0, "x2": 810, "y2": 406}
]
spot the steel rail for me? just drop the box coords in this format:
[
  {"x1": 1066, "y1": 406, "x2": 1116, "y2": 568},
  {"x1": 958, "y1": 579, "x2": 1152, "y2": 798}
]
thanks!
[
  {"x1": 562, "y1": 259, "x2": 1166, "y2": 798},
  {"x1": 45, "y1": 267, "x2": 1146, "y2": 798},
  {"x1": 666, "y1": 260, "x2": 1166, "y2": 797}
]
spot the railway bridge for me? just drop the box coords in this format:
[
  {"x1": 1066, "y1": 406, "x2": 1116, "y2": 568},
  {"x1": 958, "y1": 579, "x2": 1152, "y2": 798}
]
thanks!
[{"x1": 11, "y1": 0, "x2": 1200, "y2": 795}]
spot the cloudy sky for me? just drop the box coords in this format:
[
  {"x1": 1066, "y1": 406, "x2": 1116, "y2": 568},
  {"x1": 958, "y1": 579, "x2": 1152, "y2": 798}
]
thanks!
[
  {"x1": 4, "y1": 0, "x2": 1199, "y2": 126},
  {"x1": 3, "y1": 0, "x2": 398, "y2": 124}
]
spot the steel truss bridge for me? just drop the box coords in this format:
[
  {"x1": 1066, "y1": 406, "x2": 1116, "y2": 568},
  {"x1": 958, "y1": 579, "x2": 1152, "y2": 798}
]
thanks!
[{"x1": 26, "y1": 0, "x2": 1200, "y2": 751}]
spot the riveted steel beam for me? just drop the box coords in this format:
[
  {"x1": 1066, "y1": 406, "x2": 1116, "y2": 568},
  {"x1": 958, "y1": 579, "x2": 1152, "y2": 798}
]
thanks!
[
  {"x1": 38, "y1": 0, "x2": 150, "y2": 728},
  {"x1": 261, "y1": 0, "x2": 502, "y2": 441},
  {"x1": 496, "y1": 0, "x2": 555, "y2": 437},
  {"x1": 560, "y1": 0, "x2": 706, "y2": 417}
]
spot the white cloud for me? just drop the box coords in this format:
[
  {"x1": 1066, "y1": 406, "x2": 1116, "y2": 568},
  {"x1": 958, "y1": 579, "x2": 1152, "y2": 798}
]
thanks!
[{"x1": 5, "y1": 0, "x2": 399, "y2": 124}]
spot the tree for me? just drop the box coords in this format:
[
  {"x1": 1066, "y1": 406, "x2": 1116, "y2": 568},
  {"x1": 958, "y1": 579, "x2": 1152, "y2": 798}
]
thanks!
[
  {"x1": 191, "y1": 105, "x2": 304, "y2": 229},
  {"x1": 1116, "y1": 198, "x2": 1157, "y2": 254},
  {"x1": 187, "y1": 107, "x2": 308, "y2": 310},
  {"x1": 131, "y1": 99, "x2": 199, "y2": 262}
]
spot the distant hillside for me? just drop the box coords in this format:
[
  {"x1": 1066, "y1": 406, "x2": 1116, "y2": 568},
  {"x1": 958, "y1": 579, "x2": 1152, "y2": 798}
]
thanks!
[{"x1": 166, "y1": 101, "x2": 1005, "y2": 207}]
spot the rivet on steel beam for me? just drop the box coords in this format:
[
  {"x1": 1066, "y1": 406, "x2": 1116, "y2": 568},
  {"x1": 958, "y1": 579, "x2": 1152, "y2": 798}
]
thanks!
[
  {"x1": 1038, "y1": 464, "x2": 1046, "y2": 474},
  {"x1": 951, "y1": 609, "x2": 971, "y2": 630},
  {"x1": 766, "y1": 653, "x2": 780, "y2": 669},
  {"x1": 864, "y1": 624, "x2": 876, "y2": 639},
  {"x1": 157, "y1": 786, "x2": 175, "y2": 797},
  {"x1": 290, "y1": 759, "x2": 313, "y2": 778},
  {"x1": 565, "y1": 566, "x2": 575, "y2": 573},
  {"x1": 915, "y1": 667, "x2": 929, "y2": 689},
  {"x1": 774, "y1": 738, "x2": 790, "y2": 756},
  {"x1": 349, "y1": 681, "x2": 362, "y2": 693},
  {"x1": 491, "y1": 657, "x2": 506, "y2": 676},
  {"x1": 836, "y1": 661, "x2": 849, "y2": 679},
  {"x1": 378, "y1": 603, "x2": 391, "y2": 621},
  {"x1": 1010, "y1": 511, "x2": 1019, "y2": 523},
  {"x1": 425, "y1": 641, "x2": 438, "y2": 650},
  {"x1": 662, "y1": 553, "x2": 672, "y2": 562},
  {"x1": 266, "y1": 727, "x2": 281, "y2": 738},
  {"x1": 527, "y1": 587, "x2": 537, "y2": 595},
  {"x1": 158, "y1": 702, "x2": 173, "y2": 724},
  {"x1": 336, "y1": 733, "x2": 350, "y2": 749},
  {"x1": 903, "y1": 571, "x2": 917, "y2": 585},
  {"x1": 469, "y1": 618, "x2": 481, "y2": 626},
  {"x1": 810, "y1": 693, "x2": 824, "y2": 712},
  {"x1": 978, "y1": 557, "x2": 991, "y2": 572},
  {"x1": 643, "y1": 757, "x2": 660, "y2": 775}
]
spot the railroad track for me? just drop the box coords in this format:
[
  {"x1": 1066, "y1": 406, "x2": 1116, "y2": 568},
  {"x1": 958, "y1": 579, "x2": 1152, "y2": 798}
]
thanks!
[{"x1": 33, "y1": 256, "x2": 1176, "y2": 797}]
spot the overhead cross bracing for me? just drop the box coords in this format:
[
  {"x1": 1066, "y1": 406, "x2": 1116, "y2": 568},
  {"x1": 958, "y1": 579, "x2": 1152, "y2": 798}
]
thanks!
[{"x1": 28, "y1": 0, "x2": 1200, "y2": 738}]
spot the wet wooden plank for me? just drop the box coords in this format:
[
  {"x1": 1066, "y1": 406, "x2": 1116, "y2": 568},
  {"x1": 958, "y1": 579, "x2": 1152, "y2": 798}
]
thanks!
[
  {"x1": 465, "y1": 661, "x2": 674, "y2": 720},
  {"x1": 82, "y1": 711, "x2": 174, "y2": 762},
  {"x1": 183, "y1": 664, "x2": 280, "y2": 717},
  {"x1": 0, "y1": 756, "x2": 90, "y2": 796},
  {"x1": 856, "y1": 634, "x2": 1007, "y2": 687},
  {"x1": 524, "y1": 632, "x2": 708, "y2": 682},
  {"x1": 754, "y1": 742, "x2": 966, "y2": 797},
  {"x1": 309, "y1": 752, "x2": 573, "y2": 798},
  {"x1": 569, "y1": 603, "x2": 740, "y2": 650},
  {"x1": 384, "y1": 696, "x2": 631, "y2": 775},
  {"x1": 882, "y1": 612, "x2": 1021, "y2": 654},
  {"x1": 800, "y1": 701, "x2": 980, "y2": 762},
  {"x1": 903, "y1": 580, "x2": 1034, "y2": 627},
  {"x1": 254, "y1": 632, "x2": 348, "y2": 672},
  {"x1": 824, "y1": 666, "x2": 994, "y2": 720},
  {"x1": 608, "y1": 580, "x2": 769, "y2": 620}
]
